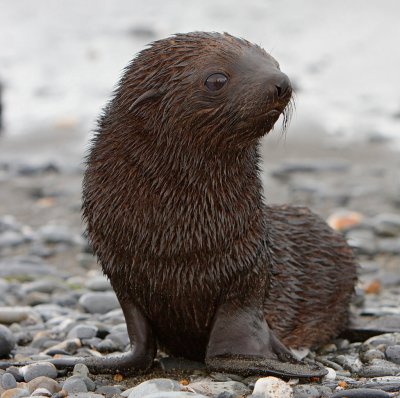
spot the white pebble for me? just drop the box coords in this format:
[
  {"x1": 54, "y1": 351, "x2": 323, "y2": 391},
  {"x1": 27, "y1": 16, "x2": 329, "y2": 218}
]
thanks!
[{"x1": 250, "y1": 376, "x2": 293, "y2": 398}]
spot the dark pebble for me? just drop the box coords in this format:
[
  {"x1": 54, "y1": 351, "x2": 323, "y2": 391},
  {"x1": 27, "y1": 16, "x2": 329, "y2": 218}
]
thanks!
[
  {"x1": 293, "y1": 384, "x2": 320, "y2": 398},
  {"x1": 385, "y1": 345, "x2": 400, "y2": 364},
  {"x1": 331, "y1": 388, "x2": 390, "y2": 398},
  {"x1": 0, "y1": 324, "x2": 16, "y2": 358},
  {"x1": 5, "y1": 366, "x2": 25, "y2": 382}
]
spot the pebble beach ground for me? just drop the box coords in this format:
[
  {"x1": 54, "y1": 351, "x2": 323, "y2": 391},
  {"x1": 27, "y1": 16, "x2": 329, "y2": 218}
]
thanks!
[{"x1": 0, "y1": 121, "x2": 399, "y2": 398}]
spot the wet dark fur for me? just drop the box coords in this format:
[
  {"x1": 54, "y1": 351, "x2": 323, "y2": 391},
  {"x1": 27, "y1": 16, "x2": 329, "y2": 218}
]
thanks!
[{"x1": 83, "y1": 32, "x2": 357, "y2": 361}]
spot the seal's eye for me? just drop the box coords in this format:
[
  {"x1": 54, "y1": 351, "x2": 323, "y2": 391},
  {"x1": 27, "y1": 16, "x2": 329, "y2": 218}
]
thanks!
[{"x1": 205, "y1": 73, "x2": 228, "y2": 91}]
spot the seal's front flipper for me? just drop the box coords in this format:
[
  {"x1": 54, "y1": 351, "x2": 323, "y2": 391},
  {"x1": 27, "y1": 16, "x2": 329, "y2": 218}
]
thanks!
[
  {"x1": 0, "y1": 299, "x2": 156, "y2": 376},
  {"x1": 205, "y1": 302, "x2": 327, "y2": 378}
]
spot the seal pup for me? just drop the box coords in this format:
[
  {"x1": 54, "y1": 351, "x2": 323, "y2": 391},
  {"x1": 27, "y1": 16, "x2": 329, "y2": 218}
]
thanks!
[{"x1": 0, "y1": 32, "x2": 357, "y2": 378}]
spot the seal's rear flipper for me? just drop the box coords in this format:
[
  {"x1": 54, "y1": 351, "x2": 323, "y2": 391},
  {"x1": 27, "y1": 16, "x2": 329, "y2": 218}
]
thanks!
[{"x1": 206, "y1": 354, "x2": 327, "y2": 378}]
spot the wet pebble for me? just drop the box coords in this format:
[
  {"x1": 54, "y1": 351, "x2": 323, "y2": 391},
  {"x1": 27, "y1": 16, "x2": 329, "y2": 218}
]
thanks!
[
  {"x1": 0, "y1": 325, "x2": 16, "y2": 358},
  {"x1": 1, "y1": 372, "x2": 17, "y2": 390},
  {"x1": 78, "y1": 292, "x2": 119, "y2": 314},
  {"x1": 20, "y1": 362, "x2": 58, "y2": 382},
  {"x1": 249, "y1": 377, "x2": 293, "y2": 398},
  {"x1": 330, "y1": 388, "x2": 390, "y2": 397}
]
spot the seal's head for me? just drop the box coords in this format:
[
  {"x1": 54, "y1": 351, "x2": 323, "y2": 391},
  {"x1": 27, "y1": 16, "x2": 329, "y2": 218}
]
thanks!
[{"x1": 104, "y1": 32, "x2": 293, "y2": 151}]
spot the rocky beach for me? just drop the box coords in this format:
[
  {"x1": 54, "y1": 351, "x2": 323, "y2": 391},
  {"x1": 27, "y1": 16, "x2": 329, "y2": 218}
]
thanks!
[{"x1": 1, "y1": 0, "x2": 400, "y2": 397}]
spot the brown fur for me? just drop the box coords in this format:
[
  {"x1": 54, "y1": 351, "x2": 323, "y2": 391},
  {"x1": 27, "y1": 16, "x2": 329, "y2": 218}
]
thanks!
[{"x1": 82, "y1": 32, "x2": 357, "y2": 362}]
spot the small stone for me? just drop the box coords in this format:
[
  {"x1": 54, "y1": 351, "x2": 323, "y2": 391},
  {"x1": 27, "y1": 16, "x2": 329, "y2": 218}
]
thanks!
[
  {"x1": 319, "y1": 343, "x2": 337, "y2": 354},
  {"x1": 0, "y1": 387, "x2": 30, "y2": 398},
  {"x1": 372, "y1": 213, "x2": 400, "y2": 237},
  {"x1": 346, "y1": 229, "x2": 377, "y2": 255},
  {"x1": 363, "y1": 376, "x2": 400, "y2": 391},
  {"x1": 62, "y1": 378, "x2": 88, "y2": 394},
  {"x1": 327, "y1": 210, "x2": 363, "y2": 231},
  {"x1": 37, "y1": 225, "x2": 81, "y2": 246},
  {"x1": 20, "y1": 363, "x2": 58, "y2": 382},
  {"x1": 72, "y1": 364, "x2": 89, "y2": 378},
  {"x1": 79, "y1": 292, "x2": 120, "y2": 314},
  {"x1": 0, "y1": 231, "x2": 25, "y2": 248},
  {"x1": 65, "y1": 375, "x2": 95, "y2": 392},
  {"x1": 322, "y1": 367, "x2": 336, "y2": 381},
  {"x1": 0, "y1": 325, "x2": 16, "y2": 358},
  {"x1": 137, "y1": 394, "x2": 208, "y2": 398},
  {"x1": 1, "y1": 373, "x2": 17, "y2": 390},
  {"x1": 358, "y1": 358, "x2": 400, "y2": 377},
  {"x1": 250, "y1": 377, "x2": 293, "y2": 398},
  {"x1": 331, "y1": 388, "x2": 390, "y2": 397},
  {"x1": 362, "y1": 348, "x2": 386, "y2": 362},
  {"x1": 292, "y1": 385, "x2": 319, "y2": 398},
  {"x1": 30, "y1": 387, "x2": 52, "y2": 397},
  {"x1": 67, "y1": 325, "x2": 98, "y2": 340},
  {"x1": 385, "y1": 345, "x2": 400, "y2": 364},
  {"x1": 27, "y1": 376, "x2": 61, "y2": 394},
  {"x1": 85, "y1": 275, "x2": 112, "y2": 292},
  {"x1": 122, "y1": 378, "x2": 181, "y2": 398},
  {"x1": 188, "y1": 380, "x2": 250, "y2": 397},
  {"x1": 378, "y1": 238, "x2": 400, "y2": 254},
  {"x1": 95, "y1": 385, "x2": 122, "y2": 397}
]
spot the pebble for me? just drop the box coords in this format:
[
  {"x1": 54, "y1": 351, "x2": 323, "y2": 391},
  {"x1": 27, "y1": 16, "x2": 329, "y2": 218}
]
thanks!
[
  {"x1": 95, "y1": 385, "x2": 122, "y2": 397},
  {"x1": 27, "y1": 376, "x2": 61, "y2": 394},
  {"x1": 358, "y1": 358, "x2": 400, "y2": 377},
  {"x1": 188, "y1": 380, "x2": 250, "y2": 397},
  {"x1": 84, "y1": 275, "x2": 112, "y2": 292},
  {"x1": 0, "y1": 257, "x2": 59, "y2": 278},
  {"x1": 67, "y1": 325, "x2": 98, "y2": 340},
  {"x1": 20, "y1": 363, "x2": 58, "y2": 382},
  {"x1": 385, "y1": 345, "x2": 400, "y2": 364},
  {"x1": 250, "y1": 377, "x2": 293, "y2": 398},
  {"x1": 62, "y1": 377, "x2": 88, "y2": 394},
  {"x1": 0, "y1": 231, "x2": 25, "y2": 249},
  {"x1": 330, "y1": 388, "x2": 390, "y2": 398},
  {"x1": 0, "y1": 325, "x2": 16, "y2": 358},
  {"x1": 30, "y1": 387, "x2": 52, "y2": 397},
  {"x1": 346, "y1": 229, "x2": 377, "y2": 255},
  {"x1": 372, "y1": 213, "x2": 400, "y2": 236},
  {"x1": 0, "y1": 387, "x2": 30, "y2": 398},
  {"x1": 0, "y1": 373, "x2": 17, "y2": 390},
  {"x1": 37, "y1": 225, "x2": 81, "y2": 246},
  {"x1": 292, "y1": 385, "x2": 319, "y2": 398},
  {"x1": 122, "y1": 379, "x2": 181, "y2": 398},
  {"x1": 78, "y1": 292, "x2": 120, "y2": 314}
]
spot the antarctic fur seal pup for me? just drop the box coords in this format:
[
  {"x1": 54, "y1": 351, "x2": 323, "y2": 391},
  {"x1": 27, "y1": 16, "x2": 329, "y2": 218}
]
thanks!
[{"x1": 0, "y1": 32, "x2": 357, "y2": 378}]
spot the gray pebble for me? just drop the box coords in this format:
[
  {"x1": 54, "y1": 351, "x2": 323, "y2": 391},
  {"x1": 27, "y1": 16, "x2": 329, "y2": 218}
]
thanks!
[
  {"x1": 79, "y1": 292, "x2": 120, "y2": 314},
  {"x1": 331, "y1": 388, "x2": 390, "y2": 398},
  {"x1": 0, "y1": 230, "x2": 25, "y2": 248},
  {"x1": 20, "y1": 362, "x2": 58, "y2": 382},
  {"x1": 385, "y1": 345, "x2": 400, "y2": 364},
  {"x1": 361, "y1": 348, "x2": 386, "y2": 363},
  {"x1": 142, "y1": 394, "x2": 208, "y2": 398},
  {"x1": 66, "y1": 375, "x2": 95, "y2": 392},
  {"x1": 122, "y1": 378, "x2": 181, "y2": 398},
  {"x1": 0, "y1": 324, "x2": 16, "y2": 358},
  {"x1": 0, "y1": 257, "x2": 60, "y2": 279},
  {"x1": 358, "y1": 358, "x2": 400, "y2": 377},
  {"x1": 27, "y1": 376, "x2": 61, "y2": 394},
  {"x1": 67, "y1": 325, "x2": 98, "y2": 340},
  {"x1": 1, "y1": 372, "x2": 17, "y2": 389},
  {"x1": 85, "y1": 275, "x2": 112, "y2": 291},
  {"x1": 377, "y1": 237, "x2": 400, "y2": 254},
  {"x1": 346, "y1": 229, "x2": 377, "y2": 255},
  {"x1": 62, "y1": 377, "x2": 88, "y2": 394},
  {"x1": 73, "y1": 363, "x2": 90, "y2": 378},
  {"x1": 95, "y1": 385, "x2": 122, "y2": 397},
  {"x1": 372, "y1": 213, "x2": 400, "y2": 236},
  {"x1": 293, "y1": 384, "x2": 320, "y2": 398},
  {"x1": 363, "y1": 376, "x2": 400, "y2": 391},
  {"x1": 38, "y1": 225, "x2": 81, "y2": 246}
]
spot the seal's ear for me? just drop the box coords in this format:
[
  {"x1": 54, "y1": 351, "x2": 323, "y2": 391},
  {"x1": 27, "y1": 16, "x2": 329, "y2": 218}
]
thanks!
[{"x1": 129, "y1": 89, "x2": 162, "y2": 111}]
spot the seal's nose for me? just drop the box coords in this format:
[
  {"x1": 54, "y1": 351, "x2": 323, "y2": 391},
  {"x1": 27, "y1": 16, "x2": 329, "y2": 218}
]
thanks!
[{"x1": 271, "y1": 72, "x2": 291, "y2": 99}]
